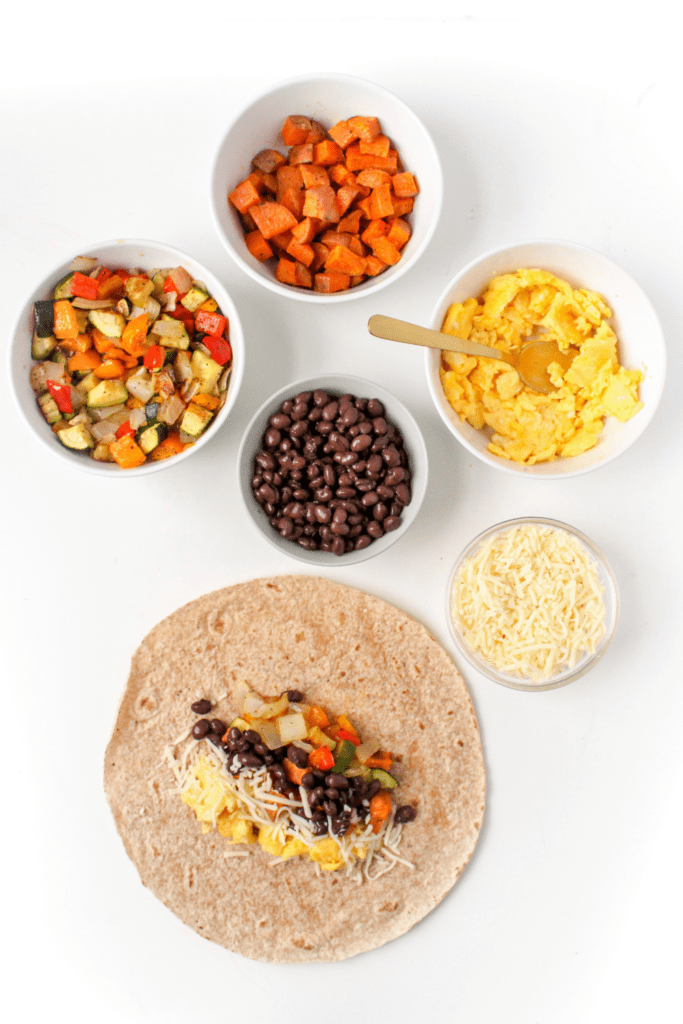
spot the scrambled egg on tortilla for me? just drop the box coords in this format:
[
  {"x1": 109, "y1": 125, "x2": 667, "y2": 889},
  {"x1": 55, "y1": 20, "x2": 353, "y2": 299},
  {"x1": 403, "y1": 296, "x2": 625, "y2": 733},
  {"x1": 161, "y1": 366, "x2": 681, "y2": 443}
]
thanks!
[{"x1": 439, "y1": 269, "x2": 643, "y2": 464}]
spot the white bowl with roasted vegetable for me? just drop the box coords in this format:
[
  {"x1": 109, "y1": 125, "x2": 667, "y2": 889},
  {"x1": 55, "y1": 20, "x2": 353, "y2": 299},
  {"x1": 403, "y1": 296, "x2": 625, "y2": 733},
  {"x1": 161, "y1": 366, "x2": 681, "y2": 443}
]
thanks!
[{"x1": 9, "y1": 239, "x2": 245, "y2": 475}]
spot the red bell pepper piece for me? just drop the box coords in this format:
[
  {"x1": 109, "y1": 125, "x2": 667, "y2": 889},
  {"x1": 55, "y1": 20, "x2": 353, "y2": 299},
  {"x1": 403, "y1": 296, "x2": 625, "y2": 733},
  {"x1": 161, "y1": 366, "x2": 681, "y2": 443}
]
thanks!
[
  {"x1": 46, "y1": 380, "x2": 72, "y2": 415},
  {"x1": 144, "y1": 344, "x2": 165, "y2": 371},
  {"x1": 163, "y1": 275, "x2": 178, "y2": 294},
  {"x1": 115, "y1": 420, "x2": 135, "y2": 439},
  {"x1": 195, "y1": 310, "x2": 227, "y2": 336},
  {"x1": 70, "y1": 272, "x2": 99, "y2": 300},
  {"x1": 337, "y1": 729, "x2": 360, "y2": 745},
  {"x1": 169, "y1": 306, "x2": 195, "y2": 334},
  {"x1": 204, "y1": 334, "x2": 232, "y2": 366},
  {"x1": 96, "y1": 267, "x2": 113, "y2": 283},
  {"x1": 308, "y1": 746, "x2": 334, "y2": 771}
]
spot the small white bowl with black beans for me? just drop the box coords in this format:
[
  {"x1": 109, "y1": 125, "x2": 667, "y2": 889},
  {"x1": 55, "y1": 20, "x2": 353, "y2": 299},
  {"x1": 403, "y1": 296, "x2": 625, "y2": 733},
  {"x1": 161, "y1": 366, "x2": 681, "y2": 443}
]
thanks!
[{"x1": 237, "y1": 373, "x2": 428, "y2": 565}]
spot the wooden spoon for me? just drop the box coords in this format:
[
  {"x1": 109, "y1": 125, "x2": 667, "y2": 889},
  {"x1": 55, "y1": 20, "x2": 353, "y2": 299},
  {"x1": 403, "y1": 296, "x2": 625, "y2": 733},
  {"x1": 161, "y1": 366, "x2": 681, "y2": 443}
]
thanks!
[{"x1": 368, "y1": 314, "x2": 578, "y2": 394}]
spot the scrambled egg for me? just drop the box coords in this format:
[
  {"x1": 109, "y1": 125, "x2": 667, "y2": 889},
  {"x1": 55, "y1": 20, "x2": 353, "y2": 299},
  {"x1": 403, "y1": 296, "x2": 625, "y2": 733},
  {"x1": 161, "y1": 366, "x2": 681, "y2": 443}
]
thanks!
[
  {"x1": 181, "y1": 755, "x2": 366, "y2": 871},
  {"x1": 439, "y1": 269, "x2": 643, "y2": 464}
]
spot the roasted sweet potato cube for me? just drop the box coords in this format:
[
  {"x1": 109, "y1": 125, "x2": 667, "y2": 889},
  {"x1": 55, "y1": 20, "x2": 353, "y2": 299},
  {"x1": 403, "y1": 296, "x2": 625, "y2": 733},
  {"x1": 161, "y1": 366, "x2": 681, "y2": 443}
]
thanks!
[
  {"x1": 337, "y1": 209, "x2": 362, "y2": 234},
  {"x1": 367, "y1": 184, "x2": 395, "y2": 220},
  {"x1": 320, "y1": 231, "x2": 353, "y2": 249},
  {"x1": 278, "y1": 187, "x2": 305, "y2": 219},
  {"x1": 391, "y1": 197, "x2": 414, "y2": 216},
  {"x1": 329, "y1": 163, "x2": 356, "y2": 186},
  {"x1": 345, "y1": 143, "x2": 398, "y2": 173},
  {"x1": 300, "y1": 165, "x2": 330, "y2": 189},
  {"x1": 356, "y1": 196, "x2": 374, "y2": 220},
  {"x1": 310, "y1": 243, "x2": 329, "y2": 272},
  {"x1": 361, "y1": 219, "x2": 389, "y2": 246},
  {"x1": 335, "y1": 183, "x2": 361, "y2": 217},
  {"x1": 357, "y1": 169, "x2": 393, "y2": 189},
  {"x1": 251, "y1": 168, "x2": 277, "y2": 194},
  {"x1": 241, "y1": 209, "x2": 258, "y2": 232},
  {"x1": 289, "y1": 144, "x2": 314, "y2": 165},
  {"x1": 364, "y1": 254, "x2": 388, "y2": 277},
  {"x1": 282, "y1": 115, "x2": 312, "y2": 147},
  {"x1": 270, "y1": 230, "x2": 294, "y2": 251},
  {"x1": 329, "y1": 120, "x2": 359, "y2": 148},
  {"x1": 294, "y1": 262, "x2": 313, "y2": 288},
  {"x1": 314, "y1": 271, "x2": 351, "y2": 293},
  {"x1": 392, "y1": 172, "x2": 419, "y2": 198},
  {"x1": 350, "y1": 274, "x2": 366, "y2": 287},
  {"x1": 276, "y1": 165, "x2": 303, "y2": 196},
  {"x1": 275, "y1": 257, "x2": 298, "y2": 285},
  {"x1": 228, "y1": 177, "x2": 262, "y2": 213},
  {"x1": 253, "y1": 148, "x2": 287, "y2": 174},
  {"x1": 313, "y1": 140, "x2": 344, "y2": 166},
  {"x1": 386, "y1": 217, "x2": 411, "y2": 250},
  {"x1": 370, "y1": 236, "x2": 402, "y2": 266},
  {"x1": 347, "y1": 236, "x2": 367, "y2": 258},
  {"x1": 245, "y1": 230, "x2": 273, "y2": 262},
  {"x1": 249, "y1": 201, "x2": 298, "y2": 240},
  {"x1": 291, "y1": 217, "x2": 324, "y2": 245},
  {"x1": 286, "y1": 238, "x2": 314, "y2": 267},
  {"x1": 306, "y1": 120, "x2": 328, "y2": 144},
  {"x1": 359, "y1": 134, "x2": 391, "y2": 158},
  {"x1": 325, "y1": 244, "x2": 367, "y2": 276},
  {"x1": 347, "y1": 116, "x2": 381, "y2": 142},
  {"x1": 303, "y1": 185, "x2": 339, "y2": 223}
]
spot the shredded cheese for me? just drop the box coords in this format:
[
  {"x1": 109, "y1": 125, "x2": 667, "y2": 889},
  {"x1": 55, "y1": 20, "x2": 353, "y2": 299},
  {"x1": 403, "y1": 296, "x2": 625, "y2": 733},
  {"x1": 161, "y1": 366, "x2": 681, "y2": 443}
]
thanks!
[{"x1": 451, "y1": 524, "x2": 606, "y2": 681}]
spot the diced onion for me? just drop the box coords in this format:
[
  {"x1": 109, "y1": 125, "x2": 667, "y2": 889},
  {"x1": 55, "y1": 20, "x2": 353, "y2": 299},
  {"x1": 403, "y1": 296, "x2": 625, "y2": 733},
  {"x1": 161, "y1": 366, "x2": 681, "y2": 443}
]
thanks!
[
  {"x1": 151, "y1": 319, "x2": 186, "y2": 339},
  {"x1": 290, "y1": 740, "x2": 313, "y2": 753},
  {"x1": 255, "y1": 694, "x2": 289, "y2": 720},
  {"x1": 254, "y1": 719, "x2": 281, "y2": 750},
  {"x1": 126, "y1": 373, "x2": 155, "y2": 403},
  {"x1": 242, "y1": 694, "x2": 264, "y2": 716},
  {"x1": 169, "y1": 266, "x2": 193, "y2": 293},
  {"x1": 71, "y1": 298, "x2": 115, "y2": 309},
  {"x1": 355, "y1": 738, "x2": 381, "y2": 764},
  {"x1": 232, "y1": 681, "x2": 254, "y2": 712},
  {"x1": 129, "y1": 408, "x2": 146, "y2": 429},
  {"x1": 157, "y1": 394, "x2": 185, "y2": 426},
  {"x1": 276, "y1": 713, "x2": 307, "y2": 744},
  {"x1": 69, "y1": 256, "x2": 99, "y2": 272}
]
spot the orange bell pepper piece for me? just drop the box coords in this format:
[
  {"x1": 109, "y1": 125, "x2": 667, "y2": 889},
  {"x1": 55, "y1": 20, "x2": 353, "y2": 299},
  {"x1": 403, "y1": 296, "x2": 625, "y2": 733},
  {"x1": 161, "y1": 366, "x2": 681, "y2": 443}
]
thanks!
[
  {"x1": 95, "y1": 358, "x2": 125, "y2": 379},
  {"x1": 67, "y1": 350, "x2": 102, "y2": 373},
  {"x1": 149, "y1": 431, "x2": 184, "y2": 461},
  {"x1": 369, "y1": 790, "x2": 392, "y2": 834},
  {"x1": 121, "y1": 313, "x2": 148, "y2": 357},
  {"x1": 53, "y1": 300, "x2": 79, "y2": 340},
  {"x1": 283, "y1": 758, "x2": 309, "y2": 786},
  {"x1": 306, "y1": 706, "x2": 329, "y2": 728},
  {"x1": 110, "y1": 434, "x2": 146, "y2": 469},
  {"x1": 365, "y1": 751, "x2": 393, "y2": 771}
]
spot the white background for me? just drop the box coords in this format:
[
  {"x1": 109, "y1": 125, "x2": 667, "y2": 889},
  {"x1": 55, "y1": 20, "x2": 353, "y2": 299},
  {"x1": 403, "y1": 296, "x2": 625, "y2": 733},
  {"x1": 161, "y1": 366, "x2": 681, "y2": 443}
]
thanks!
[{"x1": 2, "y1": 3, "x2": 682, "y2": 1022}]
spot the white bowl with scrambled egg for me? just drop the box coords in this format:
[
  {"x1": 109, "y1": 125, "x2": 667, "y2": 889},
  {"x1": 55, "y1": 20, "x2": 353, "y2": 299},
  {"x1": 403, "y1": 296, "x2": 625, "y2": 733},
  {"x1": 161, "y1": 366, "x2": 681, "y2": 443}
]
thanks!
[
  {"x1": 426, "y1": 240, "x2": 666, "y2": 476},
  {"x1": 447, "y1": 517, "x2": 619, "y2": 690}
]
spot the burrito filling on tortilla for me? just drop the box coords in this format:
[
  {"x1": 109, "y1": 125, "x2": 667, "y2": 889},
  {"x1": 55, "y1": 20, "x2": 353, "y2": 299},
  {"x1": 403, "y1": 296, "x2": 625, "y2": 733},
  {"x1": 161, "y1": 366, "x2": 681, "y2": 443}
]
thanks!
[{"x1": 165, "y1": 681, "x2": 417, "y2": 881}]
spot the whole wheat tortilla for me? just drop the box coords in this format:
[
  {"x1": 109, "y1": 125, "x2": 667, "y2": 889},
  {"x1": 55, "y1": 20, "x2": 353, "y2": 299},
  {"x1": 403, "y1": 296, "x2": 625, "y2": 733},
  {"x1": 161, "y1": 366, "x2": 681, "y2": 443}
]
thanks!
[{"x1": 104, "y1": 576, "x2": 486, "y2": 963}]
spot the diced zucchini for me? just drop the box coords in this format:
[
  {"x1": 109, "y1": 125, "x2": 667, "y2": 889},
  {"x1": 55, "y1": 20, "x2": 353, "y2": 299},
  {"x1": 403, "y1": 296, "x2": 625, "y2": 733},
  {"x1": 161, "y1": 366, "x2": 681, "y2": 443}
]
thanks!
[
  {"x1": 180, "y1": 402, "x2": 213, "y2": 438},
  {"x1": 125, "y1": 275, "x2": 154, "y2": 307},
  {"x1": 87, "y1": 380, "x2": 129, "y2": 408},
  {"x1": 152, "y1": 314, "x2": 189, "y2": 350},
  {"x1": 190, "y1": 350, "x2": 222, "y2": 394},
  {"x1": 88, "y1": 308, "x2": 126, "y2": 338},
  {"x1": 38, "y1": 393, "x2": 61, "y2": 424},
  {"x1": 228, "y1": 717, "x2": 250, "y2": 731},
  {"x1": 93, "y1": 442, "x2": 114, "y2": 462},
  {"x1": 76, "y1": 371, "x2": 101, "y2": 396},
  {"x1": 364, "y1": 768, "x2": 398, "y2": 789},
  {"x1": 74, "y1": 308, "x2": 90, "y2": 333},
  {"x1": 57, "y1": 423, "x2": 94, "y2": 451},
  {"x1": 53, "y1": 273, "x2": 74, "y2": 300},
  {"x1": 136, "y1": 421, "x2": 168, "y2": 454},
  {"x1": 180, "y1": 284, "x2": 210, "y2": 313},
  {"x1": 34, "y1": 300, "x2": 55, "y2": 337},
  {"x1": 151, "y1": 272, "x2": 167, "y2": 300},
  {"x1": 32, "y1": 330, "x2": 56, "y2": 360},
  {"x1": 331, "y1": 739, "x2": 357, "y2": 774}
]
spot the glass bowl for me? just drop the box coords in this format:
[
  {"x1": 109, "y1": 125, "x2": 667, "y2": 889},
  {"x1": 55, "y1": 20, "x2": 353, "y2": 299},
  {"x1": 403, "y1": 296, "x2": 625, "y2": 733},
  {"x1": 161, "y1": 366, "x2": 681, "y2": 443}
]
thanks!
[{"x1": 446, "y1": 516, "x2": 619, "y2": 691}]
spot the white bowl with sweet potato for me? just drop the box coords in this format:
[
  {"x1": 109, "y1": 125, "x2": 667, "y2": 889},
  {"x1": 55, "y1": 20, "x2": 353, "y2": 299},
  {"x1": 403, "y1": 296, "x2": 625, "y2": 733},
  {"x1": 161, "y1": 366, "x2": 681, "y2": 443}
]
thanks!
[{"x1": 210, "y1": 73, "x2": 442, "y2": 302}]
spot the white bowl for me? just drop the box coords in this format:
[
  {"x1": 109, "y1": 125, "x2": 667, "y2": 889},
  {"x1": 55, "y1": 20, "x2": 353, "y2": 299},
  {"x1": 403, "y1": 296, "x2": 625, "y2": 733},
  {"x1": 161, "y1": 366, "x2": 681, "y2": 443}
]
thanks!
[
  {"x1": 426, "y1": 239, "x2": 666, "y2": 477},
  {"x1": 9, "y1": 238, "x2": 245, "y2": 476},
  {"x1": 238, "y1": 373, "x2": 428, "y2": 565},
  {"x1": 211, "y1": 73, "x2": 442, "y2": 303},
  {"x1": 446, "y1": 517, "x2": 619, "y2": 691}
]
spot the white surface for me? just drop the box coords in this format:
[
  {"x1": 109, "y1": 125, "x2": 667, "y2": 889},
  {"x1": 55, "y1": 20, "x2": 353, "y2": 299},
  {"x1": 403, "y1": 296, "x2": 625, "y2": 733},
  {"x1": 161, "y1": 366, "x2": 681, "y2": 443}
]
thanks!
[{"x1": 2, "y1": 4, "x2": 682, "y2": 1024}]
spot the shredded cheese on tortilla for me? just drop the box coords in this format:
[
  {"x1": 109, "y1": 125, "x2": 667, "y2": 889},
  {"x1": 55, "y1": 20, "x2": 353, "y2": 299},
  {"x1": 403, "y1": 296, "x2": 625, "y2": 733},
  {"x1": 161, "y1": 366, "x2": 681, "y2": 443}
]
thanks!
[
  {"x1": 163, "y1": 738, "x2": 411, "y2": 883},
  {"x1": 450, "y1": 524, "x2": 606, "y2": 681}
]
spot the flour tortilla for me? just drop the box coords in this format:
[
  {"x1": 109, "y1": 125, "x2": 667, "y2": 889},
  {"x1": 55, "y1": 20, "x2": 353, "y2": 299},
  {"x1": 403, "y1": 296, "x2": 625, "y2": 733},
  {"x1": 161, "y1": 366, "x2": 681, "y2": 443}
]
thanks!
[{"x1": 104, "y1": 576, "x2": 486, "y2": 963}]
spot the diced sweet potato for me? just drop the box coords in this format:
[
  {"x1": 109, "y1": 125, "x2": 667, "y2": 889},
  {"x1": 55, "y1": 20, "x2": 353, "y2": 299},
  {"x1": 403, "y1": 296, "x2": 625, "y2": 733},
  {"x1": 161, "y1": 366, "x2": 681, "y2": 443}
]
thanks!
[
  {"x1": 386, "y1": 217, "x2": 411, "y2": 250},
  {"x1": 286, "y1": 238, "x2": 314, "y2": 267},
  {"x1": 392, "y1": 172, "x2": 419, "y2": 198},
  {"x1": 241, "y1": 209, "x2": 257, "y2": 232},
  {"x1": 359, "y1": 134, "x2": 391, "y2": 158},
  {"x1": 320, "y1": 231, "x2": 353, "y2": 249},
  {"x1": 335, "y1": 182, "x2": 361, "y2": 217},
  {"x1": 310, "y1": 242, "x2": 329, "y2": 272},
  {"x1": 392, "y1": 197, "x2": 414, "y2": 216},
  {"x1": 303, "y1": 185, "x2": 339, "y2": 223},
  {"x1": 345, "y1": 143, "x2": 398, "y2": 173},
  {"x1": 364, "y1": 254, "x2": 389, "y2": 276},
  {"x1": 253, "y1": 148, "x2": 286, "y2": 173},
  {"x1": 370, "y1": 236, "x2": 402, "y2": 266},
  {"x1": 356, "y1": 168, "x2": 393, "y2": 189},
  {"x1": 349, "y1": 274, "x2": 366, "y2": 287},
  {"x1": 291, "y1": 217, "x2": 323, "y2": 244},
  {"x1": 347, "y1": 116, "x2": 381, "y2": 142},
  {"x1": 328, "y1": 120, "x2": 358, "y2": 148},
  {"x1": 289, "y1": 143, "x2": 314, "y2": 165},
  {"x1": 314, "y1": 271, "x2": 351, "y2": 293},
  {"x1": 249, "y1": 201, "x2": 298, "y2": 240},
  {"x1": 367, "y1": 183, "x2": 395, "y2": 220},
  {"x1": 329, "y1": 163, "x2": 356, "y2": 186},
  {"x1": 305, "y1": 120, "x2": 327, "y2": 144},
  {"x1": 275, "y1": 258, "x2": 298, "y2": 285},
  {"x1": 325, "y1": 245, "x2": 367, "y2": 276},
  {"x1": 270, "y1": 230, "x2": 294, "y2": 251},
  {"x1": 245, "y1": 230, "x2": 273, "y2": 262},
  {"x1": 300, "y1": 165, "x2": 330, "y2": 189},
  {"x1": 294, "y1": 262, "x2": 313, "y2": 288},
  {"x1": 282, "y1": 115, "x2": 312, "y2": 147},
  {"x1": 228, "y1": 177, "x2": 262, "y2": 213},
  {"x1": 361, "y1": 219, "x2": 389, "y2": 246},
  {"x1": 347, "y1": 236, "x2": 367, "y2": 258},
  {"x1": 276, "y1": 165, "x2": 303, "y2": 197},
  {"x1": 278, "y1": 187, "x2": 305, "y2": 219},
  {"x1": 356, "y1": 196, "x2": 374, "y2": 220},
  {"x1": 337, "y1": 209, "x2": 362, "y2": 234},
  {"x1": 313, "y1": 139, "x2": 344, "y2": 166},
  {"x1": 252, "y1": 168, "x2": 277, "y2": 193}
]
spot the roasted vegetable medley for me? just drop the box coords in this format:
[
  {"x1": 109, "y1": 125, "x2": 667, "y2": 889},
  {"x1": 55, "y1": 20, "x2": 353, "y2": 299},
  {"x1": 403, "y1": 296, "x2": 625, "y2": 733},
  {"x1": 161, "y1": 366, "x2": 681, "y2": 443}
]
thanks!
[{"x1": 29, "y1": 255, "x2": 232, "y2": 467}]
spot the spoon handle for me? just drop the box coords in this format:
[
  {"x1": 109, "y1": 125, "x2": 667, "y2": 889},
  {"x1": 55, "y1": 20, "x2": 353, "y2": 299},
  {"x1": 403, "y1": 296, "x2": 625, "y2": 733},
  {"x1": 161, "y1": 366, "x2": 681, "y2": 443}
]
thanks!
[{"x1": 367, "y1": 314, "x2": 514, "y2": 364}]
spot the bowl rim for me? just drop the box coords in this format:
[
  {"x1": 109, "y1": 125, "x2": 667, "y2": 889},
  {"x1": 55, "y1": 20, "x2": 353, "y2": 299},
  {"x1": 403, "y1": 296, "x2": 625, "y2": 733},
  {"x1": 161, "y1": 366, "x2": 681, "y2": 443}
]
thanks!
[
  {"x1": 237, "y1": 371, "x2": 428, "y2": 565},
  {"x1": 446, "y1": 515, "x2": 620, "y2": 691},
  {"x1": 425, "y1": 236, "x2": 667, "y2": 478},
  {"x1": 209, "y1": 71, "x2": 443, "y2": 303},
  {"x1": 9, "y1": 236, "x2": 245, "y2": 478}
]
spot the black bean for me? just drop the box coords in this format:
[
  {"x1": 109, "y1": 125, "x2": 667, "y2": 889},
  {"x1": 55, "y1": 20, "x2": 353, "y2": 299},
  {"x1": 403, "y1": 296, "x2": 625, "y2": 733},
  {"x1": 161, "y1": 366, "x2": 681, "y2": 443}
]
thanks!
[
  {"x1": 244, "y1": 729, "x2": 261, "y2": 745},
  {"x1": 301, "y1": 772, "x2": 317, "y2": 790},
  {"x1": 210, "y1": 719, "x2": 227, "y2": 736},
  {"x1": 287, "y1": 745, "x2": 309, "y2": 768},
  {"x1": 384, "y1": 515, "x2": 401, "y2": 532},
  {"x1": 367, "y1": 779, "x2": 382, "y2": 798},
  {"x1": 191, "y1": 699, "x2": 212, "y2": 715},
  {"x1": 228, "y1": 726, "x2": 242, "y2": 742},
  {"x1": 394, "y1": 805, "x2": 417, "y2": 824},
  {"x1": 286, "y1": 688, "x2": 304, "y2": 702},
  {"x1": 239, "y1": 753, "x2": 264, "y2": 769},
  {"x1": 323, "y1": 800, "x2": 338, "y2": 816},
  {"x1": 325, "y1": 774, "x2": 350, "y2": 790},
  {"x1": 253, "y1": 742, "x2": 268, "y2": 757},
  {"x1": 192, "y1": 719, "x2": 210, "y2": 739}
]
